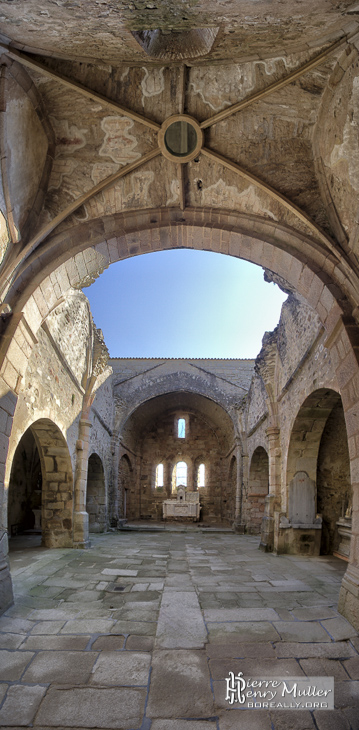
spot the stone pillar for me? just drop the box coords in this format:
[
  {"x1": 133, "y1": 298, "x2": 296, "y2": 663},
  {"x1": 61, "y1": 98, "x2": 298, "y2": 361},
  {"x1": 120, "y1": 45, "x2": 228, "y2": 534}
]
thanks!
[
  {"x1": 260, "y1": 426, "x2": 281, "y2": 552},
  {"x1": 187, "y1": 461, "x2": 194, "y2": 491},
  {"x1": 73, "y1": 418, "x2": 91, "y2": 549},
  {"x1": 0, "y1": 386, "x2": 18, "y2": 613},
  {"x1": 111, "y1": 436, "x2": 121, "y2": 525},
  {"x1": 339, "y1": 509, "x2": 359, "y2": 630},
  {"x1": 233, "y1": 438, "x2": 245, "y2": 533}
]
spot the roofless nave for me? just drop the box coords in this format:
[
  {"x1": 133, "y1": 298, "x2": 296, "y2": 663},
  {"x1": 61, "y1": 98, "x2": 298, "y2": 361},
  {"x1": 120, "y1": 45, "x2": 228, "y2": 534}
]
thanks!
[{"x1": 1, "y1": 1, "x2": 359, "y2": 725}]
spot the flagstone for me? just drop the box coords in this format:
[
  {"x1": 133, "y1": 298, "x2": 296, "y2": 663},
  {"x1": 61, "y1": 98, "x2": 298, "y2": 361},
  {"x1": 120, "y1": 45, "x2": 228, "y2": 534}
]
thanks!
[
  {"x1": 0, "y1": 650, "x2": 34, "y2": 680},
  {"x1": 22, "y1": 650, "x2": 97, "y2": 684},
  {"x1": 61, "y1": 618, "x2": 115, "y2": 634},
  {"x1": 0, "y1": 684, "x2": 46, "y2": 726},
  {"x1": 147, "y1": 649, "x2": 214, "y2": 718},
  {"x1": 90, "y1": 651, "x2": 151, "y2": 685},
  {"x1": 34, "y1": 687, "x2": 146, "y2": 728}
]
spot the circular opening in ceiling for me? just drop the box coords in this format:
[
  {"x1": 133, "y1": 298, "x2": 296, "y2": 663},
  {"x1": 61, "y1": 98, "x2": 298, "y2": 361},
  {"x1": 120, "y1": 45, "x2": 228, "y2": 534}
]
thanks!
[
  {"x1": 164, "y1": 121, "x2": 198, "y2": 158},
  {"x1": 158, "y1": 115, "x2": 203, "y2": 163}
]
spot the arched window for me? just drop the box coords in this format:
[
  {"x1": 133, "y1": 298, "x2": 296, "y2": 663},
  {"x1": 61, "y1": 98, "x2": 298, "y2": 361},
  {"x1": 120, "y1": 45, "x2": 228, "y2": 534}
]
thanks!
[
  {"x1": 178, "y1": 418, "x2": 186, "y2": 438},
  {"x1": 172, "y1": 461, "x2": 187, "y2": 491},
  {"x1": 155, "y1": 463, "x2": 164, "y2": 488},
  {"x1": 197, "y1": 463, "x2": 205, "y2": 488}
]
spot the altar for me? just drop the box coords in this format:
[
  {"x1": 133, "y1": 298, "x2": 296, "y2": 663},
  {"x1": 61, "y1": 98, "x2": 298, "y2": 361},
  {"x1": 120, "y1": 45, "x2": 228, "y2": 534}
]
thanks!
[{"x1": 162, "y1": 486, "x2": 201, "y2": 521}]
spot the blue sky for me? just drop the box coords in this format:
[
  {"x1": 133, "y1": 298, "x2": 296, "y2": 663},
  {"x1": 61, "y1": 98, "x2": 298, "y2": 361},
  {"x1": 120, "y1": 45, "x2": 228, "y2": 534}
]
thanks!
[{"x1": 83, "y1": 249, "x2": 287, "y2": 358}]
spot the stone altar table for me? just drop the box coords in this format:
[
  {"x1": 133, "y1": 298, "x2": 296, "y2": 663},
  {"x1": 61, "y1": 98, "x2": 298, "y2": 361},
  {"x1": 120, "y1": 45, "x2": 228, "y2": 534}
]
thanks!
[{"x1": 162, "y1": 486, "x2": 201, "y2": 521}]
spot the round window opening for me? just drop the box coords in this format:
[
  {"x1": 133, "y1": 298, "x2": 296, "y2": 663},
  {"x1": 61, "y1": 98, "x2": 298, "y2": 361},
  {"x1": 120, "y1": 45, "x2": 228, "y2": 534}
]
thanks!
[{"x1": 164, "y1": 120, "x2": 198, "y2": 158}]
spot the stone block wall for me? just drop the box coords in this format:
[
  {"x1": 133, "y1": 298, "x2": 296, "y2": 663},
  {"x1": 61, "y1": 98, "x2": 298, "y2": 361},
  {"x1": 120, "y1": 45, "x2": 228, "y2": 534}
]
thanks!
[{"x1": 127, "y1": 409, "x2": 227, "y2": 523}]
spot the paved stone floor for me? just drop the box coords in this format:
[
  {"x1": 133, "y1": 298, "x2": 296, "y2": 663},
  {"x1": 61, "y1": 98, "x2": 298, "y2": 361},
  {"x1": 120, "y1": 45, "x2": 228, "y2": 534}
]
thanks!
[{"x1": 0, "y1": 530, "x2": 359, "y2": 729}]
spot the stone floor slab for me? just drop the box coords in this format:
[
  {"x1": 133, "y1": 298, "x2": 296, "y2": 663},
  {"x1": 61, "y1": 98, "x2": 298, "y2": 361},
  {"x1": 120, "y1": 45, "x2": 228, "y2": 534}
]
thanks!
[
  {"x1": 269, "y1": 710, "x2": 316, "y2": 729},
  {"x1": 321, "y1": 617, "x2": 359, "y2": 641},
  {"x1": 22, "y1": 650, "x2": 97, "y2": 684},
  {"x1": 34, "y1": 687, "x2": 146, "y2": 728},
  {"x1": 204, "y1": 608, "x2": 280, "y2": 622},
  {"x1": 206, "y1": 642, "x2": 277, "y2": 659},
  {"x1": 333, "y1": 680, "x2": 359, "y2": 707},
  {"x1": 90, "y1": 651, "x2": 151, "y2": 685},
  {"x1": 30, "y1": 620, "x2": 66, "y2": 634},
  {"x1": 218, "y1": 710, "x2": 273, "y2": 730},
  {"x1": 0, "y1": 684, "x2": 46, "y2": 726},
  {"x1": 299, "y1": 656, "x2": 348, "y2": 679},
  {"x1": 209, "y1": 656, "x2": 304, "y2": 680},
  {"x1": 19, "y1": 634, "x2": 90, "y2": 650},
  {"x1": 291, "y1": 607, "x2": 337, "y2": 621},
  {"x1": 0, "y1": 617, "x2": 35, "y2": 633},
  {"x1": 274, "y1": 642, "x2": 356, "y2": 658},
  {"x1": 313, "y1": 709, "x2": 353, "y2": 730},
  {"x1": 156, "y1": 590, "x2": 207, "y2": 648},
  {"x1": 147, "y1": 649, "x2": 214, "y2": 718},
  {"x1": 61, "y1": 618, "x2": 115, "y2": 634},
  {"x1": 208, "y1": 621, "x2": 281, "y2": 643},
  {"x1": 342, "y1": 656, "x2": 359, "y2": 679},
  {"x1": 273, "y1": 621, "x2": 332, "y2": 642},
  {"x1": 0, "y1": 650, "x2": 34, "y2": 680},
  {"x1": 0, "y1": 632, "x2": 25, "y2": 649},
  {"x1": 152, "y1": 722, "x2": 216, "y2": 730},
  {"x1": 101, "y1": 569, "x2": 138, "y2": 576},
  {"x1": 126, "y1": 634, "x2": 154, "y2": 651},
  {"x1": 91, "y1": 635, "x2": 125, "y2": 650},
  {"x1": 111, "y1": 620, "x2": 157, "y2": 635}
]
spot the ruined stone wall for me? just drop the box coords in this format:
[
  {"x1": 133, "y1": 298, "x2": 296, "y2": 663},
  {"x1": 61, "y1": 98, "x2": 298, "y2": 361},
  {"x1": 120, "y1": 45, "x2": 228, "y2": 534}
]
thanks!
[
  {"x1": 88, "y1": 374, "x2": 113, "y2": 501},
  {"x1": 10, "y1": 321, "x2": 83, "y2": 471},
  {"x1": 276, "y1": 293, "x2": 323, "y2": 393},
  {"x1": 6, "y1": 290, "x2": 113, "y2": 539},
  {"x1": 244, "y1": 292, "x2": 340, "y2": 529},
  {"x1": 246, "y1": 374, "x2": 268, "y2": 439},
  {"x1": 111, "y1": 357, "x2": 255, "y2": 393}
]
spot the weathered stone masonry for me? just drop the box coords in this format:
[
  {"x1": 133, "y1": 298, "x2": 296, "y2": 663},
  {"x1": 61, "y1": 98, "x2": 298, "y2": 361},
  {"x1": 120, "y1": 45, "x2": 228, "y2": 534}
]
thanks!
[{"x1": 2, "y1": 0, "x2": 359, "y2": 633}]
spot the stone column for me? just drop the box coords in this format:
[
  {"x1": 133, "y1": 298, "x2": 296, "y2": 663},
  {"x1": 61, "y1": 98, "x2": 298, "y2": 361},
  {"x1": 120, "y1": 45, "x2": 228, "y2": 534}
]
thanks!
[
  {"x1": 73, "y1": 418, "x2": 92, "y2": 549},
  {"x1": 339, "y1": 485, "x2": 359, "y2": 630},
  {"x1": 111, "y1": 435, "x2": 121, "y2": 525},
  {"x1": 260, "y1": 426, "x2": 281, "y2": 552},
  {"x1": 233, "y1": 438, "x2": 245, "y2": 533},
  {"x1": 0, "y1": 385, "x2": 18, "y2": 613}
]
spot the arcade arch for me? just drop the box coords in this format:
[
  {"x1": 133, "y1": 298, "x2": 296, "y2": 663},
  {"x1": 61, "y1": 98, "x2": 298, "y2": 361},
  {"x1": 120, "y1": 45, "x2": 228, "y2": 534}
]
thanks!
[
  {"x1": 284, "y1": 389, "x2": 352, "y2": 558},
  {"x1": 7, "y1": 419, "x2": 74, "y2": 549},
  {"x1": 247, "y1": 446, "x2": 269, "y2": 534},
  {"x1": 86, "y1": 453, "x2": 106, "y2": 533}
]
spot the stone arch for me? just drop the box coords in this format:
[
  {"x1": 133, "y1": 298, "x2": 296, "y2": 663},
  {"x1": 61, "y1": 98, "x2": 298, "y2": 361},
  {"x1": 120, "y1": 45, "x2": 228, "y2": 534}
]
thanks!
[
  {"x1": 8, "y1": 427, "x2": 42, "y2": 538},
  {"x1": 247, "y1": 446, "x2": 269, "y2": 534},
  {"x1": 7, "y1": 418, "x2": 74, "y2": 549},
  {"x1": 86, "y1": 453, "x2": 107, "y2": 533},
  {"x1": 286, "y1": 389, "x2": 344, "y2": 489},
  {"x1": 284, "y1": 389, "x2": 352, "y2": 558},
  {"x1": 316, "y1": 399, "x2": 351, "y2": 557},
  {"x1": 0, "y1": 211, "x2": 359, "y2": 623},
  {"x1": 113, "y1": 371, "x2": 240, "y2": 438}
]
